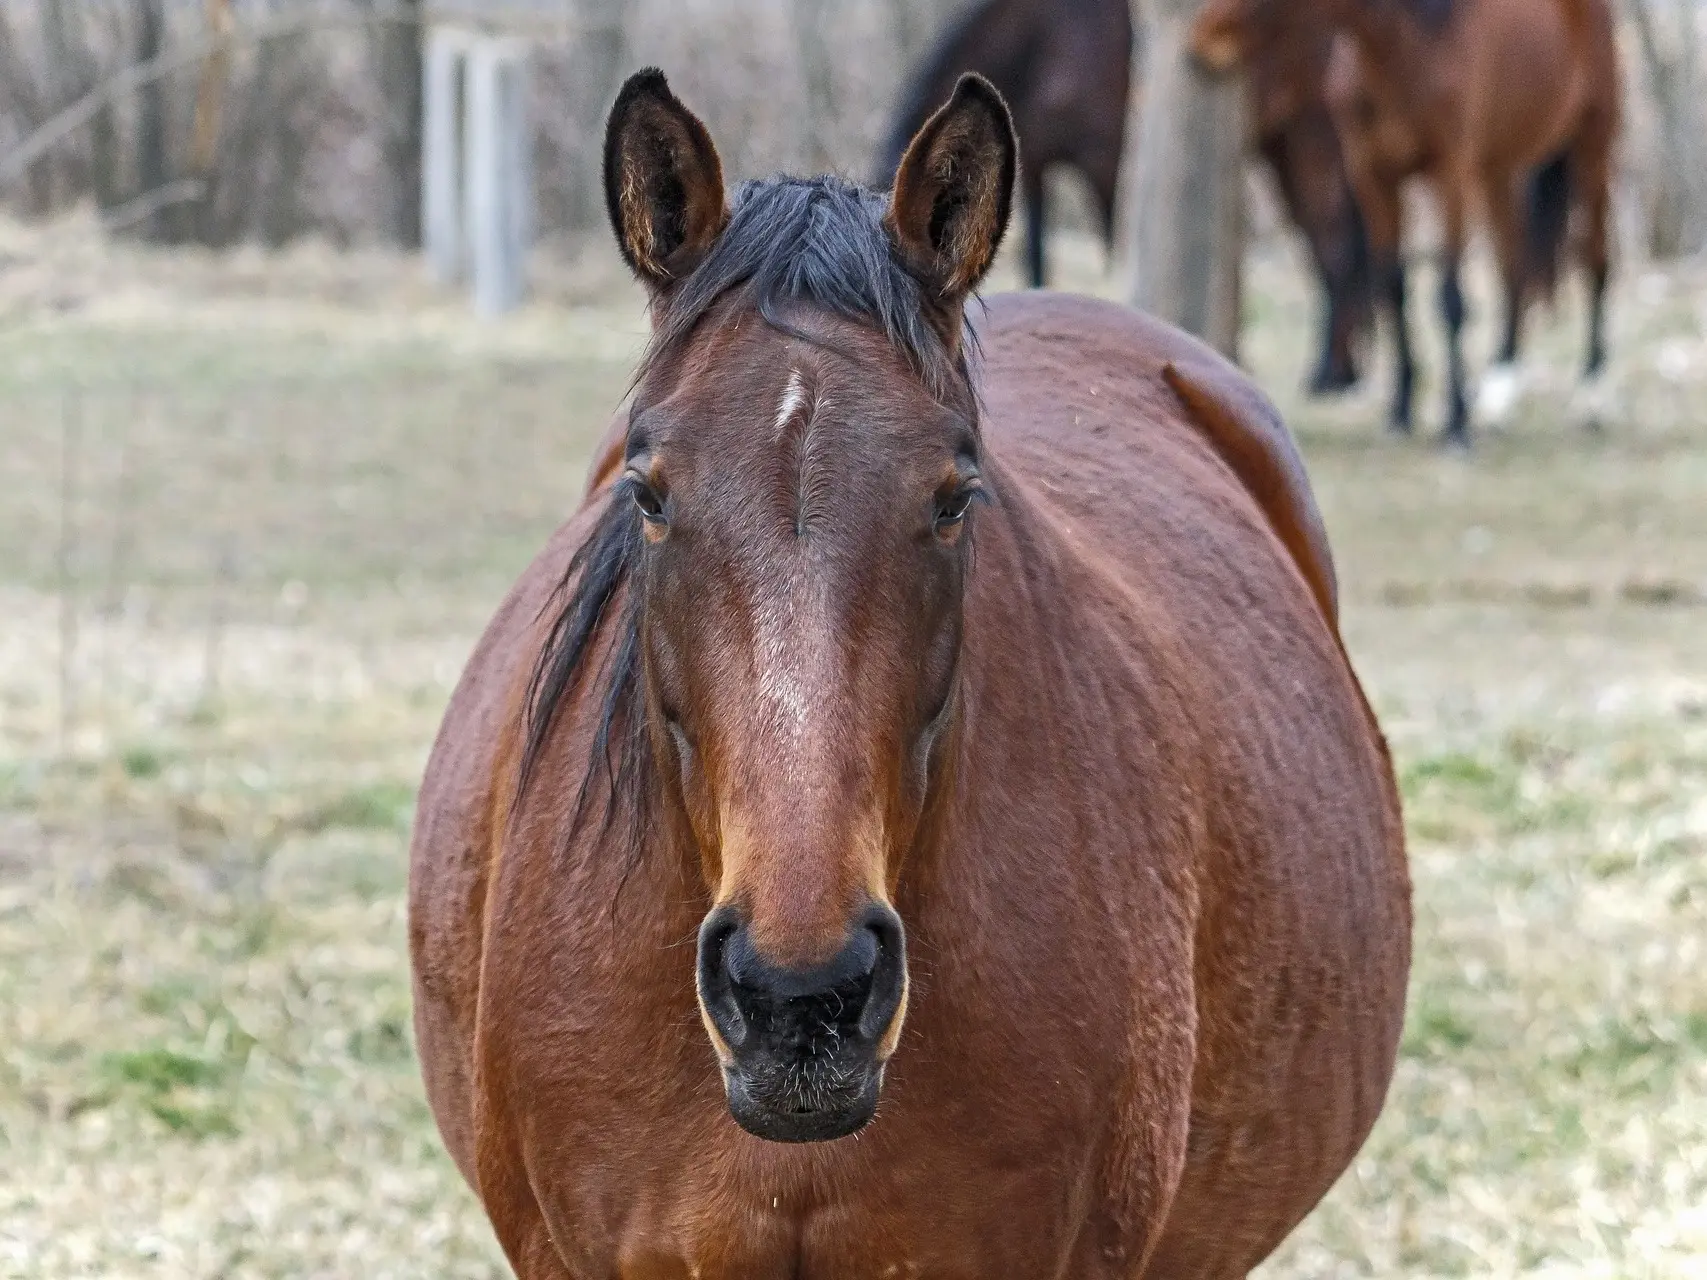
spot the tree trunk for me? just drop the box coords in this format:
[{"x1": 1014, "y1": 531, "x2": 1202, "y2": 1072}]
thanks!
[
  {"x1": 261, "y1": 34, "x2": 314, "y2": 248},
  {"x1": 133, "y1": 0, "x2": 170, "y2": 240},
  {"x1": 0, "y1": 7, "x2": 53, "y2": 216},
  {"x1": 1632, "y1": 0, "x2": 1707, "y2": 258},
  {"x1": 370, "y1": 0, "x2": 424, "y2": 247},
  {"x1": 178, "y1": 0, "x2": 234, "y2": 245},
  {"x1": 1121, "y1": 0, "x2": 1245, "y2": 357},
  {"x1": 40, "y1": 0, "x2": 91, "y2": 211}
]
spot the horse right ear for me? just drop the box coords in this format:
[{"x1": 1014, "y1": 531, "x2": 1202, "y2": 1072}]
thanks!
[
  {"x1": 884, "y1": 74, "x2": 1017, "y2": 312},
  {"x1": 602, "y1": 69, "x2": 729, "y2": 290}
]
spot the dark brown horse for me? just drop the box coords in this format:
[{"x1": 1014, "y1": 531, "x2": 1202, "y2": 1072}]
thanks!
[
  {"x1": 412, "y1": 69, "x2": 1410, "y2": 1278},
  {"x1": 1195, "y1": 0, "x2": 1620, "y2": 444},
  {"x1": 875, "y1": 0, "x2": 1132, "y2": 296},
  {"x1": 878, "y1": 0, "x2": 1373, "y2": 394}
]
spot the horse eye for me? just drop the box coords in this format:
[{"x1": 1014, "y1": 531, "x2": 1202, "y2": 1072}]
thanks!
[
  {"x1": 934, "y1": 482, "x2": 981, "y2": 533},
  {"x1": 629, "y1": 477, "x2": 667, "y2": 525}
]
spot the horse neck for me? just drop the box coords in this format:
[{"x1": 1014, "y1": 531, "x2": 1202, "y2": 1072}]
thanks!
[{"x1": 928, "y1": 447, "x2": 1112, "y2": 856}]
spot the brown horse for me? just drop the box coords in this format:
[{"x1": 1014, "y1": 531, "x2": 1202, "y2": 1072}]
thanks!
[
  {"x1": 412, "y1": 69, "x2": 1411, "y2": 1278},
  {"x1": 1194, "y1": 0, "x2": 1619, "y2": 445},
  {"x1": 878, "y1": 0, "x2": 1373, "y2": 395}
]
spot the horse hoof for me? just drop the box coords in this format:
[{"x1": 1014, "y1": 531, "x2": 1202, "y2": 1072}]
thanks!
[
  {"x1": 1438, "y1": 429, "x2": 1472, "y2": 455},
  {"x1": 1475, "y1": 362, "x2": 1526, "y2": 429},
  {"x1": 1307, "y1": 366, "x2": 1359, "y2": 397},
  {"x1": 1570, "y1": 370, "x2": 1617, "y2": 433}
]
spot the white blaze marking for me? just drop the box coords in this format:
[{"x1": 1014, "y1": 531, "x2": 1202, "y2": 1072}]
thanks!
[
  {"x1": 753, "y1": 590, "x2": 827, "y2": 737},
  {"x1": 773, "y1": 368, "x2": 808, "y2": 437}
]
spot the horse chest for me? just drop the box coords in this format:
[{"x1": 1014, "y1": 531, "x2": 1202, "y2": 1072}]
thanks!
[{"x1": 552, "y1": 1165, "x2": 1097, "y2": 1280}]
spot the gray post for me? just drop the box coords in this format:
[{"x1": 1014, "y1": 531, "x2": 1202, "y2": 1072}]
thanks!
[
  {"x1": 423, "y1": 27, "x2": 471, "y2": 284},
  {"x1": 465, "y1": 37, "x2": 532, "y2": 316}
]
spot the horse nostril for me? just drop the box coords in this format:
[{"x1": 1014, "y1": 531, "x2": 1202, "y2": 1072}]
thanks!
[
  {"x1": 857, "y1": 903, "x2": 906, "y2": 1042},
  {"x1": 696, "y1": 905, "x2": 748, "y2": 1049}
]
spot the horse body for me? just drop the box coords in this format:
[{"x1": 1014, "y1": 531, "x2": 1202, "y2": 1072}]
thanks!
[
  {"x1": 412, "y1": 293, "x2": 1409, "y2": 1277},
  {"x1": 413, "y1": 73, "x2": 1409, "y2": 1280}
]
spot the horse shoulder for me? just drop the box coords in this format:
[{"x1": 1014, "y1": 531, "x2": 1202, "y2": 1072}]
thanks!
[
  {"x1": 409, "y1": 501, "x2": 609, "y2": 1188},
  {"x1": 973, "y1": 294, "x2": 1338, "y2": 635}
]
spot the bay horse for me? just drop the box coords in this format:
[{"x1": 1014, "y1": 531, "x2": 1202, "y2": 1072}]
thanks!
[
  {"x1": 1194, "y1": 0, "x2": 1619, "y2": 445},
  {"x1": 876, "y1": 0, "x2": 1373, "y2": 395},
  {"x1": 411, "y1": 69, "x2": 1411, "y2": 1278}
]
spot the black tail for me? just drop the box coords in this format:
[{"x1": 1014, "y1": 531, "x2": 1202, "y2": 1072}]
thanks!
[{"x1": 1526, "y1": 151, "x2": 1571, "y2": 302}]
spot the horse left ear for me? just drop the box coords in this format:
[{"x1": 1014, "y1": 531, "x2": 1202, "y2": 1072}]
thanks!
[
  {"x1": 884, "y1": 74, "x2": 1017, "y2": 311},
  {"x1": 603, "y1": 69, "x2": 729, "y2": 290}
]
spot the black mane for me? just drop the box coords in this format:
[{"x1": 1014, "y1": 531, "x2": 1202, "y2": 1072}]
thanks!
[
  {"x1": 648, "y1": 174, "x2": 970, "y2": 401},
  {"x1": 515, "y1": 175, "x2": 975, "y2": 839}
]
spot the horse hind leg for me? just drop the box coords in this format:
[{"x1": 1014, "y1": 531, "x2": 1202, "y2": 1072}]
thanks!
[
  {"x1": 1475, "y1": 167, "x2": 1535, "y2": 429},
  {"x1": 1572, "y1": 123, "x2": 1614, "y2": 380},
  {"x1": 1023, "y1": 164, "x2": 1047, "y2": 289},
  {"x1": 1425, "y1": 161, "x2": 1476, "y2": 448},
  {"x1": 1568, "y1": 113, "x2": 1617, "y2": 430}
]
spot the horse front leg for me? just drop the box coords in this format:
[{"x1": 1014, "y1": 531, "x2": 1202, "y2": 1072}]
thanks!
[
  {"x1": 1359, "y1": 177, "x2": 1414, "y2": 434},
  {"x1": 1023, "y1": 164, "x2": 1048, "y2": 289},
  {"x1": 1433, "y1": 169, "x2": 1472, "y2": 448}
]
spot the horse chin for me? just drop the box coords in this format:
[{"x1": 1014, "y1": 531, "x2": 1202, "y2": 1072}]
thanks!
[{"x1": 723, "y1": 1064, "x2": 883, "y2": 1144}]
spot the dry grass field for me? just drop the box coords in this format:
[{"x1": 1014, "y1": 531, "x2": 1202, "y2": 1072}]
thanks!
[{"x1": 2, "y1": 209, "x2": 1706, "y2": 1278}]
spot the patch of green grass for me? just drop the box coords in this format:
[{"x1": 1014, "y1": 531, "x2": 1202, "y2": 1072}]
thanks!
[
  {"x1": 348, "y1": 1012, "x2": 414, "y2": 1066},
  {"x1": 1403, "y1": 995, "x2": 1479, "y2": 1061},
  {"x1": 0, "y1": 759, "x2": 39, "y2": 810},
  {"x1": 94, "y1": 1022, "x2": 257, "y2": 1141},
  {"x1": 1403, "y1": 750, "x2": 1509, "y2": 791},
  {"x1": 1400, "y1": 742, "x2": 1598, "y2": 844},
  {"x1": 100, "y1": 1046, "x2": 231, "y2": 1093},
  {"x1": 145, "y1": 1097, "x2": 239, "y2": 1138},
  {"x1": 119, "y1": 744, "x2": 168, "y2": 780},
  {"x1": 306, "y1": 781, "x2": 416, "y2": 832}
]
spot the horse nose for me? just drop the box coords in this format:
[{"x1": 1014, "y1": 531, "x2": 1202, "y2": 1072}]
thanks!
[{"x1": 696, "y1": 902, "x2": 907, "y2": 1057}]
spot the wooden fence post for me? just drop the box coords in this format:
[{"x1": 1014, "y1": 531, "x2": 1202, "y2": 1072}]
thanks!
[
  {"x1": 1121, "y1": 0, "x2": 1245, "y2": 357},
  {"x1": 422, "y1": 27, "x2": 470, "y2": 284},
  {"x1": 465, "y1": 37, "x2": 531, "y2": 316}
]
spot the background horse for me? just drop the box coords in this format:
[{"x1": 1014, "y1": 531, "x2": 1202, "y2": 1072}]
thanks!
[
  {"x1": 1195, "y1": 0, "x2": 1619, "y2": 444},
  {"x1": 879, "y1": 0, "x2": 1372, "y2": 394},
  {"x1": 411, "y1": 69, "x2": 1410, "y2": 1277},
  {"x1": 874, "y1": 0, "x2": 1132, "y2": 295}
]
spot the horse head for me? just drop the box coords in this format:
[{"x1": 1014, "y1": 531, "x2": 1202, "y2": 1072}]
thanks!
[{"x1": 592, "y1": 69, "x2": 1015, "y2": 1142}]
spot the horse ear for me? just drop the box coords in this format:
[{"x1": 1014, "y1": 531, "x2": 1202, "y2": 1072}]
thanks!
[
  {"x1": 884, "y1": 74, "x2": 1017, "y2": 308},
  {"x1": 603, "y1": 69, "x2": 729, "y2": 289}
]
